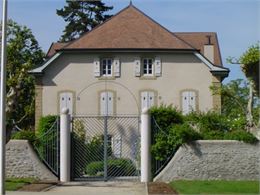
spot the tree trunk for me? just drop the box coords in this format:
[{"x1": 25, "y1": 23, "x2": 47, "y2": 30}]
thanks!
[{"x1": 246, "y1": 80, "x2": 254, "y2": 131}]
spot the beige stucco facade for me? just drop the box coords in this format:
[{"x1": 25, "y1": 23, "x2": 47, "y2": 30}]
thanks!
[{"x1": 36, "y1": 52, "x2": 219, "y2": 122}]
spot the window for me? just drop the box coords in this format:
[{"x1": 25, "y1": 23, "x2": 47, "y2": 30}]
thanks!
[
  {"x1": 182, "y1": 91, "x2": 197, "y2": 115},
  {"x1": 100, "y1": 91, "x2": 114, "y2": 116},
  {"x1": 101, "y1": 58, "x2": 112, "y2": 76},
  {"x1": 143, "y1": 58, "x2": 153, "y2": 76},
  {"x1": 59, "y1": 92, "x2": 73, "y2": 115},
  {"x1": 141, "y1": 91, "x2": 155, "y2": 110}
]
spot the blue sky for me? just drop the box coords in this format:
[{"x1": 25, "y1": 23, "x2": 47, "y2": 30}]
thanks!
[{"x1": 2, "y1": 0, "x2": 260, "y2": 83}]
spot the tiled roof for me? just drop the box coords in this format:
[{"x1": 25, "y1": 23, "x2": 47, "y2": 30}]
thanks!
[
  {"x1": 175, "y1": 32, "x2": 223, "y2": 66},
  {"x1": 46, "y1": 6, "x2": 223, "y2": 67},
  {"x1": 46, "y1": 42, "x2": 68, "y2": 58},
  {"x1": 62, "y1": 5, "x2": 194, "y2": 50}
]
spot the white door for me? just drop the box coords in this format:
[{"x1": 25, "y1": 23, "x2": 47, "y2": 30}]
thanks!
[
  {"x1": 141, "y1": 91, "x2": 155, "y2": 110},
  {"x1": 59, "y1": 92, "x2": 73, "y2": 115},
  {"x1": 100, "y1": 91, "x2": 113, "y2": 115},
  {"x1": 182, "y1": 91, "x2": 196, "y2": 114}
]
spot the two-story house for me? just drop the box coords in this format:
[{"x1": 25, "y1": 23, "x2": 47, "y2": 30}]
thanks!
[{"x1": 30, "y1": 4, "x2": 229, "y2": 127}]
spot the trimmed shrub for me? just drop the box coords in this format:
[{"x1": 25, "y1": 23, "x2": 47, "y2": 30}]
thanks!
[
  {"x1": 150, "y1": 105, "x2": 183, "y2": 132},
  {"x1": 185, "y1": 111, "x2": 230, "y2": 132},
  {"x1": 11, "y1": 130, "x2": 36, "y2": 144},
  {"x1": 224, "y1": 130, "x2": 258, "y2": 144},
  {"x1": 37, "y1": 115, "x2": 58, "y2": 137},
  {"x1": 85, "y1": 158, "x2": 136, "y2": 176},
  {"x1": 152, "y1": 124, "x2": 201, "y2": 161}
]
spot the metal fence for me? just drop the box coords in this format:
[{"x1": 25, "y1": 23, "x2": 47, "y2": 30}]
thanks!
[
  {"x1": 34, "y1": 117, "x2": 60, "y2": 176},
  {"x1": 71, "y1": 115, "x2": 140, "y2": 181},
  {"x1": 151, "y1": 116, "x2": 175, "y2": 177}
]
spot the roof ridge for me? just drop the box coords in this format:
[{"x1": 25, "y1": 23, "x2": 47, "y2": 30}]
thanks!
[{"x1": 175, "y1": 32, "x2": 217, "y2": 34}]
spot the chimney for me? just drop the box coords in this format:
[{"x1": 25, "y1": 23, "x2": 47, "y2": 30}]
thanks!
[{"x1": 204, "y1": 35, "x2": 214, "y2": 63}]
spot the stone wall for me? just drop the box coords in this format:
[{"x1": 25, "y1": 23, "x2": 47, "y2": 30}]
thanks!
[
  {"x1": 6, "y1": 140, "x2": 57, "y2": 181},
  {"x1": 154, "y1": 140, "x2": 260, "y2": 181}
]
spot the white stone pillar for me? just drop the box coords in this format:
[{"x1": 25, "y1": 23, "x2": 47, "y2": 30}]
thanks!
[
  {"x1": 141, "y1": 108, "x2": 152, "y2": 182},
  {"x1": 60, "y1": 108, "x2": 71, "y2": 182}
]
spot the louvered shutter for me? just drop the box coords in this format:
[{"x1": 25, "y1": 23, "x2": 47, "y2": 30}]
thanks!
[
  {"x1": 113, "y1": 58, "x2": 120, "y2": 77},
  {"x1": 59, "y1": 92, "x2": 73, "y2": 115},
  {"x1": 134, "y1": 57, "x2": 141, "y2": 77},
  {"x1": 94, "y1": 58, "x2": 101, "y2": 77},
  {"x1": 141, "y1": 91, "x2": 148, "y2": 110},
  {"x1": 148, "y1": 91, "x2": 155, "y2": 108},
  {"x1": 155, "y1": 56, "x2": 162, "y2": 76}
]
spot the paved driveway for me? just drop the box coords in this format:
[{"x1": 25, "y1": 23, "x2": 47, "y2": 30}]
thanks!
[{"x1": 7, "y1": 182, "x2": 146, "y2": 195}]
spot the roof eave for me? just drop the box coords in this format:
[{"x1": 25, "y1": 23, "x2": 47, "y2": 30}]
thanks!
[
  {"x1": 59, "y1": 48, "x2": 198, "y2": 53},
  {"x1": 28, "y1": 52, "x2": 62, "y2": 74}
]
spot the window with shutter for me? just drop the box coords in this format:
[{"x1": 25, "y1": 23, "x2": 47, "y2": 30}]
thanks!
[
  {"x1": 100, "y1": 91, "x2": 114, "y2": 116},
  {"x1": 142, "y1": 58, "x2": 154, "y2": 76},
  {"x1": 141, "y1": 91, "x2": 155, "y2": 110},
  {"x1": 59, "y1": 92, "x2": 73, "y2": 115},
  {"x1": 181, "y1": 91, "x2": 197, "y2": 115}
]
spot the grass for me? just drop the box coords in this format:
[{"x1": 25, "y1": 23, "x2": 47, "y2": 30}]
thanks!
[
  {"x1": 5, "y1": 178, "x2": 36, "y2": 191},
  {"x1": 170, "y1": 180, "x2": 260, "y2": 194}
]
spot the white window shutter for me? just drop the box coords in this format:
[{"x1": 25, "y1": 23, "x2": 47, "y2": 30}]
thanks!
[
  {"x1": 59, "y1": 92, "x2": 73, "y2": 115},
  {"x1": 59, "y1": 93, "x2": 67, "y2": 113},
  {"x1": 155, "y1": 56, "x2": 162, "y2": 76},
  {"x1": 113, "y1": 58, "x2": 120, "y2": 77},
  {"x1": 134, "y1": 57, "x2": 141, "y2": 77},
  {"x1": 94, "y1": 58, "x2": 100, "y2": 77},
  {"x1": 148, "y1": 91, "x2": 155, "y2": 108}
]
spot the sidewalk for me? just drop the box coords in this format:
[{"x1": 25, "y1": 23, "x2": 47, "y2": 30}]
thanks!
[{"x1": 7, "y1": 182, "x2": 146, "y2": 195}]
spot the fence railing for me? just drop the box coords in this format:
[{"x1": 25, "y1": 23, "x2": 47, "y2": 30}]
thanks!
[
  {"x1": 151, "y1": 116, "x2": 175, "y2": 177},
  {"x1": 71, "y1": 115, "x2": 140, "y2": 181},
  {"x1": 34, "y1": 117, "x2": 60, "y2": 176}
]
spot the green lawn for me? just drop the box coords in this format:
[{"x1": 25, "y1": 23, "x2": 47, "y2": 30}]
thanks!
[
  {"x1": 170, "y1": 180, "x2": 259, "y2": 195},
  {"x1": 5, "y1": 178, "x2": 36, "y2": 191}
]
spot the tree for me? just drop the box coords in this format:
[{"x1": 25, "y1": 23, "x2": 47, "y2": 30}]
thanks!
[
  {"x1": 227, "y1": 43, "x2": 260, "y2": 129},
  {"x1": 1, "y1": 20, "x2": 45, "y2": 142},
  {"x1": 57, "y1": 0, "x2": 113, "y2": 42},
  {"x1": 211, "y1": 79, "x2": 260, "y2": 130}
]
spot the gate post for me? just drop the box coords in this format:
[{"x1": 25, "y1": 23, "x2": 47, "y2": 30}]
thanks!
[
  {"x1": 60, "y1": 108, "x2": 71, "y2": 182},
  {"x1": 141, "y1": 108, "x2": 152, "y2": 182}
]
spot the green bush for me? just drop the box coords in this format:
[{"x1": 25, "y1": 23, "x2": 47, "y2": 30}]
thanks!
[
  {"x1": 35, "y1": 115, "x2": 59, "y2": 166},
  {"x1": 150, "y1": 106, "x2": 258, "y2": 165},
  {"x1": 150, "y1": 105, "x2": 183, "y2": 132},
  {"x1": 185, "y1": 111, "x2": 230, "y2": 132},
  {"x1": 224, "y1": 130, "x2": 258, "y2": 144},
  {"x1": 11, "y1": 130, "x2": 36, "y2": 144},
  {"x1": 152, "y1": 124, "x2": 201, "y2": 161},
  {"x1": 37, "y1": 115, "x2": 58, "y2": 137},
  {"x1": 85, "y1": 158, "x2": 136, "y2": 176}
]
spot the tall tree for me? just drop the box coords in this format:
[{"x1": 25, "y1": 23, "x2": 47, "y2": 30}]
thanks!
[
  {"x1": 227, "y1": 43, "x2": 260, "y2": 129},
  {"x1": 1, "y1": 20, "x2": 45, "y2": 142},
  {"x1": 57, "y1": 0, "x2": 113, "y2": 42}
]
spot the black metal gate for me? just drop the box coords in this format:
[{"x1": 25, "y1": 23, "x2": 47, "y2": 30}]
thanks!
[
  {"x1": 151, "y1": 117, "x2": 175, "y2": 177},
  {"x1": 34, "y1": 117, "x2": 60, "y2": 177},
  {"x1": 71, "y1": 115, "x2": 140, "y2": 181}
]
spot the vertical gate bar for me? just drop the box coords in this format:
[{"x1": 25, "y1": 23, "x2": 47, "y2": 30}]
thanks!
[
  {"x1": 104, "y1": 115, "x2": 108, "y2": 181},
  {"x1": 57, "y1": 118, "x2": 59, "y2": 175}
]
